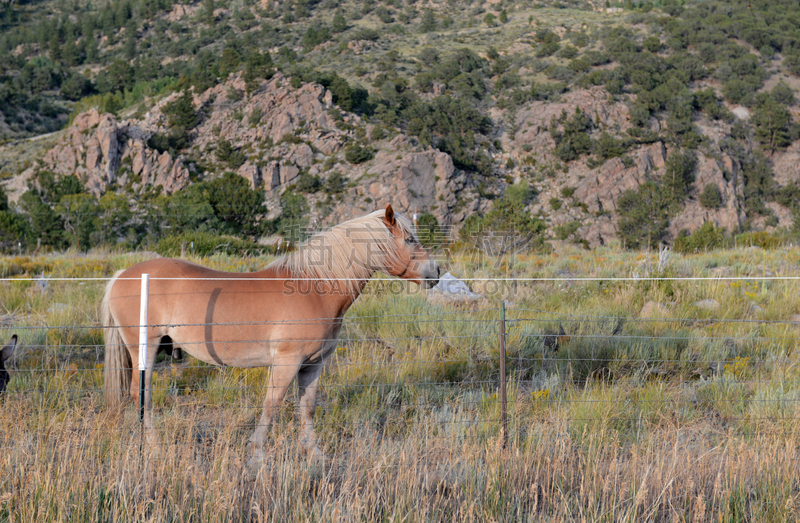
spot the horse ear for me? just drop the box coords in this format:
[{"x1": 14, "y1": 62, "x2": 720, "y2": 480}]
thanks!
[
  {"x1": 1, "y1": 335, "x2": 17, "y2": 363},
  {"x1": 383, "y1": 204, "x2": 397, "y2": 228}
]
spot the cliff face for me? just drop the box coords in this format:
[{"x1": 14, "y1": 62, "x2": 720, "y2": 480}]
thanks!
[
  {"x1": 11, "y1": 73, "x2": 799, "y2": 245},
  {"x1": 18, "y1": 72, "x2": 479, "y2": 232},
  {"x1": 39, "y1": 109, "x2": 190, "y2": 196}
]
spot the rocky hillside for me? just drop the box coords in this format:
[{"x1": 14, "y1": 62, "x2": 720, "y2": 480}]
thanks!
[
  {"x1": 2, "y1": 0, "x2": 800, "y2": 250},
  {"x1": 5, "y1": 70, "x2": 798, "y2": 248},
  {"x1": 6, "y1": 72, "x2": 478, "y2": 233}
]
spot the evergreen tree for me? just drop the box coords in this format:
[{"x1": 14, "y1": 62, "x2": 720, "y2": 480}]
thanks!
[
  {"x1": 616, "y1": 181, "x2": 672, "y2": 249},
  {"x1": 85, "y1": 33, "x2": 99, "y2": 63},
  {"x1": 203, "y1": 0, "x2": 215, "y2": 25},
  {"x1": 276, "y1": 190, "x2": 308, "y2": 242},
  {"x1": 207, "y1": 172, "x2": 265, "y2": 238},
  {"x1": 420, "y1": 10, "x2": 436, "y2": 32},
  {"x1": 752, "y1": 95, "x2": 792, "y2": 153},
  {"x1": 243, "y1": 50, "x2": 273, "y2": 93},
  {"x1": 332, "y1": 12, "x2": 347, "y2": 33},
  {"x1": 124, "y1": 23, "x2": 137, "y2": 60},
  {"x1": 56, "y1": 193, "x2": 98, "y2": 250},
  {"x1": 19, "y1": 192, "x2": 66, "y2": 249},
  {"x1": 219, "y1": 48, "x2": 241, "y2": 78},
  {"x1": 663, "y1": 150, "x2": 697, "y2": 198},
  {"x1": 49, "y1": 33, "x2": 62, "y2": 61}
]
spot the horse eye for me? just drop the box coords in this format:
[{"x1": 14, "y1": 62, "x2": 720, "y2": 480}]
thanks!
[{"x1": 405, "y1": 236, "x2": 415, "y2": 244}]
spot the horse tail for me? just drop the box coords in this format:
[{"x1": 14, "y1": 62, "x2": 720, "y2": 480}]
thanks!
[{"x1": 103, "y1": 270, "x2": 131, "y2": 409}]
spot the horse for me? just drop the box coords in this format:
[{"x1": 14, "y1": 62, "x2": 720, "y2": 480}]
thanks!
[
  {"x1": 0, "y1": 335, "x2": 17, "y2": 394},
  {"x1": 102, "y1": 205, "x2": 440, "y2": 467}
]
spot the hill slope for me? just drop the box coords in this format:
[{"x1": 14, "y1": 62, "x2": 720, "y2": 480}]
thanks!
[{"x1": 1, "y1": 0, "x2": 800, "y2": 249}]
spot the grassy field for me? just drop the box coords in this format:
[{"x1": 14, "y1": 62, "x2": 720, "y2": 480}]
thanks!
[{"x1": 1, "y1": 243, "x2": 800, "y2": 521}]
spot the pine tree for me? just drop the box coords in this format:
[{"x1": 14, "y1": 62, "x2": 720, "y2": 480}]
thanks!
[
  {"x1": 332, "y1": 12, "x2": 347, "y2": 32},
  {"x1": 420, "y1": 10, "x2": 436, "y2": 32}
]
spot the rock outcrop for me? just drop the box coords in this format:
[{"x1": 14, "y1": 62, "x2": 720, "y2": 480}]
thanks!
[
  {"x1": 12, "y1": 75, "x2": 799, "y2": 245},
  {"x1": 26, "y1": 72, "x2": 478, "y2": 230},
  {"x1": 39, "y1": 108, "x2": 189, "y2": 196}
]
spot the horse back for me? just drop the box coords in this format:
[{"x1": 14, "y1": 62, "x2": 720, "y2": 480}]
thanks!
[{"x1": 107, "y1": 258, "x2": 344, "y2": 367}]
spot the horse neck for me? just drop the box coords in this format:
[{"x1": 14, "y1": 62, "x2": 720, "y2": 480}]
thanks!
[
  {"x1": 330, "y1": 275, "x2": 372, "y2": 314},
  {"x1": 255, "y1": 265, "x2": 375, "y2": 317}
]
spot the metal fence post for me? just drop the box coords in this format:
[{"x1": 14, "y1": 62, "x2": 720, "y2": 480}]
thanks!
[
  {"x1": 499, "y1": 301, "x2": 507, "y2": 449},
  {"x1": 138, "y1": 273, "x2": 149, "y2": 422}
]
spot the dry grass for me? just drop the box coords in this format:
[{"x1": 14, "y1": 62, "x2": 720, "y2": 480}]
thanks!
[{"x1": 0, "y1": 244, "x2": 799, "y2": 521}]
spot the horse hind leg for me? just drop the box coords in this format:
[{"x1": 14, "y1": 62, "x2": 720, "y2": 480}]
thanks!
[{"x1": 297, "y1": 362, "x2": 325, "y2": 460}]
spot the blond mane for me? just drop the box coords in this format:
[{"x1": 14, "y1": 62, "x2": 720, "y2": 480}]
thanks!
[{"x1": 267, "y1": 209, "x2": 414, "y2": 293}]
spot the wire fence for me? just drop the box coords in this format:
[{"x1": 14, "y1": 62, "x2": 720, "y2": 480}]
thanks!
[{"x1": 1, "y1": 276, "x2": 800, "y2": 451}]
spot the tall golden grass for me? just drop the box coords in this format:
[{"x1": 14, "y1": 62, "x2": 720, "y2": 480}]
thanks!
[{"x1": 0, "y1": 244, "x2": 798, "y2": 521}]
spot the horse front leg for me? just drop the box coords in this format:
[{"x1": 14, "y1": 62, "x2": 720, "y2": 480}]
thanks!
[
  {"x1": 297, "y1": 362, "x2": 325, "y2": 460},
  {"x1": 248, "y1": 355, "x2": 300, "y2": 471}
]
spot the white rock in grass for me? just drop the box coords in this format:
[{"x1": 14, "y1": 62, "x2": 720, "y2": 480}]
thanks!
[
  {"x1": 640, "y1": 301, "x2": 669, "y2": 318},
  {"x1": 428, "y1": 273, "x2": 484, "y2": 305},
  {"x1": 748, "y1": 303, "x2": 764, "y2": 315},
  {"x1": 709, "y1": 266, "x2": 732, "y2": 277},
  {"x1": 694, "y1": 299, "x2": 720, "y2": 310}
]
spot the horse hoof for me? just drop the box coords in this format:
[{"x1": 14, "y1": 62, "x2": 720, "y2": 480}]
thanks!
[
  {"x1": 306, "y1": 446, "x2": 326, "y2": 463},
  {"x1": 246, "y1": 450, "x2": 266, "y2": 479}
]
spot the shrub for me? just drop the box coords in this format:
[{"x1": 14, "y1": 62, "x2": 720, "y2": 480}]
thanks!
[
  {"x1": 505, "y1": 180, "x2": 534, "y2": 205},
  {"x1": 734, "y1": 231, "x2": 784, "y2": 250},
  {"x1": 275, "y1": 190, "x2": 309, "y2": 242},
  {"x1": 673, "y1": 222, "x2": 725, "y2": 253},
  {"x1": 155, "y1": 232, "x2": 264, "y2": 257},
  {"x1": 550, "y1": 108, "x2": 593, "y2": 162},
  {"x1": 302, "y1": 24, "x2": 332, "y2": 49},
  {"x1": 295, "y1": 173, "x2": 321, "y2": 193},
  {"x1": 324, "y1": 171, "x2": 345, "y2": 195},
  {"x1": 535, "y1": 41, "x2": 560, "y2": 58},
  {"x1": 206, "y1": 171, "x2": 266, "y2": 238},
  {"x1": 554, "y1": 220, "x2": 581, "y2": 241},
  {"x1": 592, "y1": 132, "x2": 627, "y2": 161},
  {"x1": 643, "y1": 36, "x2": 661, "y2": 53},
  {"x1": 345, "y1": 144, "x2": 374, "y2": 164},
  {"x1": 699, "y1": 184, "x2": 723, "y2": 209},
  {"x1": 458, "y1": 198, "x2": 547, "y2": 255},
  {"x1": 771, "y1": 82, "x2": 796, "y2": 106},
  {"x1": 722, "y1": 79, "x2": 754, "y2": 105},
  {"x1": 785, "y1": 52, "x2": 800, "y2": 77},
  {"x1": 415, "y1": 213, "x2": 443, "y2": 249},
  {"x1": 216, "y1": 139, "x2": 247, "y2": 170},
  {"x1": 559, "y1": 46, "x2": 578, "y2": 59},
  {"x1": 350, "y1": 28, "x2": 380, "y2": 41}
]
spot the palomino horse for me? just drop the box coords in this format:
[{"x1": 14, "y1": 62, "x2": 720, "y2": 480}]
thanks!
[{"x1": 103, "y1": 205, "x2": 440, "y2": 467}]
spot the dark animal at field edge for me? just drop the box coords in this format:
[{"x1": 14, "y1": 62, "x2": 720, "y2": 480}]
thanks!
[{"x1": 0, "y1": 335, "x2": 18, "y2": 394}]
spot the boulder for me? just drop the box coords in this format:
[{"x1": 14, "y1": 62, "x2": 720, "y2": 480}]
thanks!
[
  {"x1": 640, "y1": 301, "x2": 669, "y2": 318},
  {"x1": 238, "y1": 162, "x2": 262, "y2": 189},
  {"x1": 428, "y1": 273, "x2": 485, "y2": 305},
  {"x1": 694, "y1": 299, "x2": 720, "y2": 310},
  {"x1": 709, "y1": 266, "x2": 733, "y2": 277}
]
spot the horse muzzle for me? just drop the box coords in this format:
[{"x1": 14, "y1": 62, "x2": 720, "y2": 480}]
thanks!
[{"x1": 421, "y1": 265, "x2": 441, "y2": 290}]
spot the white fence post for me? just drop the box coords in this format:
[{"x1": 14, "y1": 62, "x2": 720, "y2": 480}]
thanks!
[{"x1": 138, "y1": 273, "x2": 149, "y2": 422}]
